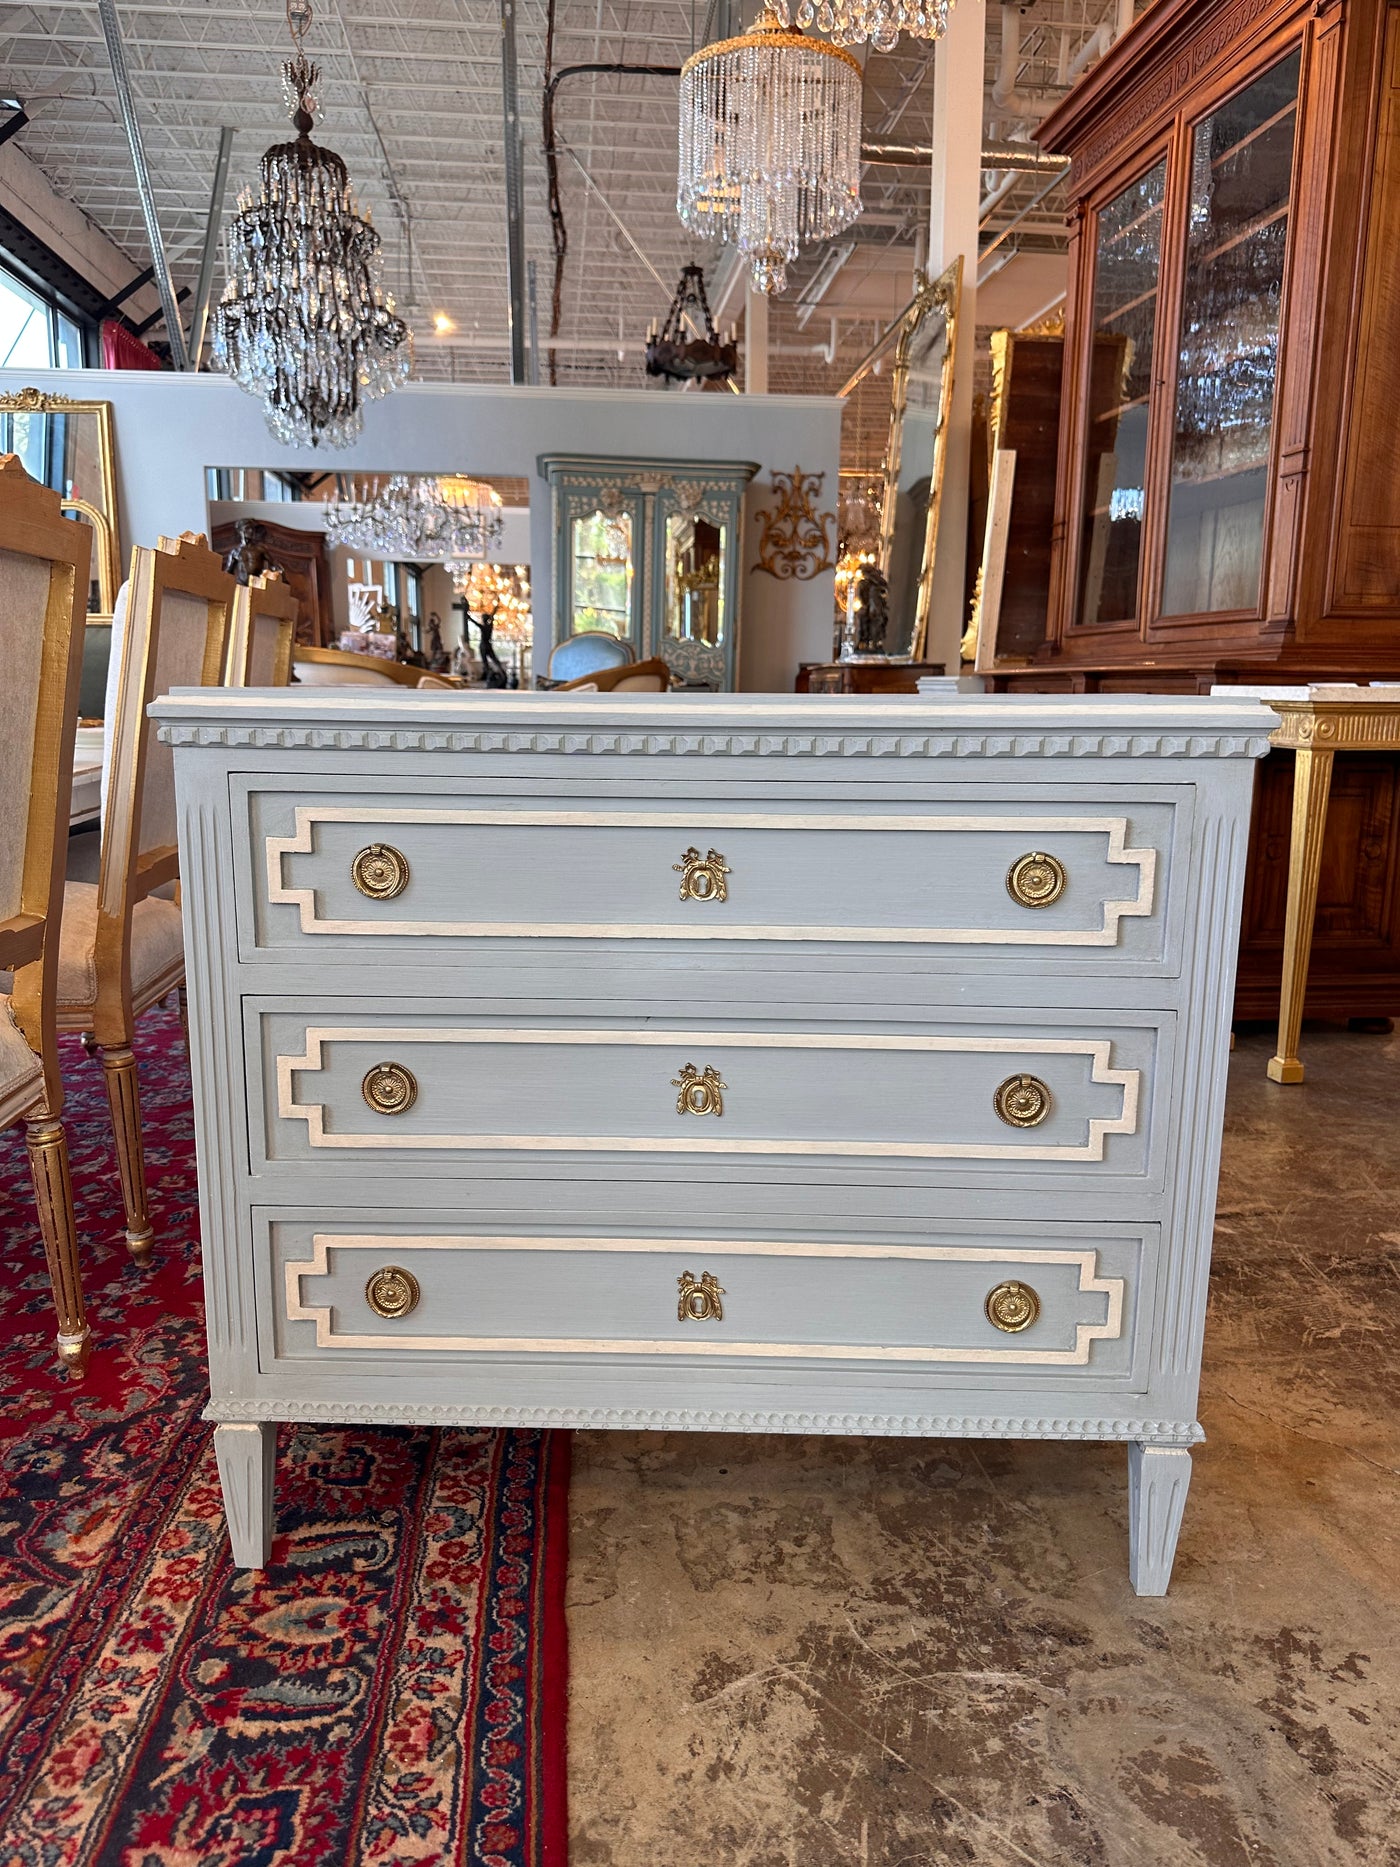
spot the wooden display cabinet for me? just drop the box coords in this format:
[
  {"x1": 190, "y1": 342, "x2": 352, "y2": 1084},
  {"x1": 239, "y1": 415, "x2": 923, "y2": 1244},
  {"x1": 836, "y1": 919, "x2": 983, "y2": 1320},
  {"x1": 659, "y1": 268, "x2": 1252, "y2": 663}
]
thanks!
[
  {"x1": 984, "y1": 0, "x2": 1400, "y2": 1024},
  {"x1": 987, "y1": 0, "x2": 1399, "y2": 685}
]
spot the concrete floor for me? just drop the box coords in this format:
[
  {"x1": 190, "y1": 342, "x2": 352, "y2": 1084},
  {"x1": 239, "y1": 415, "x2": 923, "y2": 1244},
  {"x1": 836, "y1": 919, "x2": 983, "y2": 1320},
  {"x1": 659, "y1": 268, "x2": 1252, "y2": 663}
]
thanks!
[{"x1": 566, "y1": 1027, "x2": 1400, "y2": 1866}]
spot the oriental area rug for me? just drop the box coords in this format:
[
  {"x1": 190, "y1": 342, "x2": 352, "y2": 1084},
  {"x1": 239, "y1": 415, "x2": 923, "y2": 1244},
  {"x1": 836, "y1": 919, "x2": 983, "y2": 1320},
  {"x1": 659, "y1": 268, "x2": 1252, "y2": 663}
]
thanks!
[{"x1": 0, "y1": 1007, "x2": 568, "y2": 1867}]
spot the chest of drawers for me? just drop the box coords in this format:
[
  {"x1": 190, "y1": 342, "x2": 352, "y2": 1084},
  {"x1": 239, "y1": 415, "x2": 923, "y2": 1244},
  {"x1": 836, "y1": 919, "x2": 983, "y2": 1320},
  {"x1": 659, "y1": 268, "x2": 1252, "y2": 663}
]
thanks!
[{"x1": 156, "y1": 691, "x2": 1273, "y2": 1595}]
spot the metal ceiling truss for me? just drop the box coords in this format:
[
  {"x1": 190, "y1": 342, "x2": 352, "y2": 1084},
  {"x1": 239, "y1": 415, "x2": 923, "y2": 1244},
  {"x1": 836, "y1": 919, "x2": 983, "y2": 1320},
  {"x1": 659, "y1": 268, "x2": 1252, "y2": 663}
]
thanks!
[{"x1": 3, "y1": 0, "x2": 1132, "y2": 391}]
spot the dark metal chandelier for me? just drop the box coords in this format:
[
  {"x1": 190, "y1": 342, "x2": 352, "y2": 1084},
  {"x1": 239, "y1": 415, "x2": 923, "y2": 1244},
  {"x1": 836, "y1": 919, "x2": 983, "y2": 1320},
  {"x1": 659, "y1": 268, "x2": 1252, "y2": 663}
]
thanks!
[
  {"x1": 645, "y1": 265, "x2": 738, "y2": 384},
  {"x1": 211, "y1": 0, "x2": 410, "y2": 447}
]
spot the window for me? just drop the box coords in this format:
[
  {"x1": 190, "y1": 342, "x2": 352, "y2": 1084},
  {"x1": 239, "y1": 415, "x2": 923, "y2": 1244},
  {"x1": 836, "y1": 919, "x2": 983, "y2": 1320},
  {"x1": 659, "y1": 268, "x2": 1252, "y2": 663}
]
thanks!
[{"x1": 0, "y1": 262, "x2": 87, "y2": 369}]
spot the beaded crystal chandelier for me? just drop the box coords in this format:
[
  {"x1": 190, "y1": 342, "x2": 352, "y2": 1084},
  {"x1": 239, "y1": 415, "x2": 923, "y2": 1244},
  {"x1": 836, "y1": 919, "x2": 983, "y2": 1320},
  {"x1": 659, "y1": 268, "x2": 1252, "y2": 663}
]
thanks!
[
  {"x1": 323, "y1": 475, "x2": 505, "y2": 559},
  {"x1": 211, "y1": 0, "x2": 410, "y2": 447},
  {"x1": 769, "y1": 0, "x2": 954, "y2": 51},
  {"x1": 678, "y1": 7, "x2": 863, "y2": 296}
]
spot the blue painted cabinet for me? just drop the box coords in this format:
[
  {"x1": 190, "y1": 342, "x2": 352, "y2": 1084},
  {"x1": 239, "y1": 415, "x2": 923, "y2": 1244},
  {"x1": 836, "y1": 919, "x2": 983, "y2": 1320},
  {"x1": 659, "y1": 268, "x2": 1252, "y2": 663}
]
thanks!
[{"x1": 538, "y1": 453, "x2": 757, "y2": 689}]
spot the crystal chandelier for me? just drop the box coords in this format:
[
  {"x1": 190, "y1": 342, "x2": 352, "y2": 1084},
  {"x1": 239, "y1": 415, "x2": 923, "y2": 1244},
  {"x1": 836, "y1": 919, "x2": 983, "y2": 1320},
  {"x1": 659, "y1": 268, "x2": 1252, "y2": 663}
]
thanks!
[
  {"x1": 646, "y1": 265, "x2": 739, "y2": 383},
  {"x1": 323, "y1": 475, "x2": 505, "y2": 559},
  {"x1": 211, "y1": 0, "x2": 410, "y2": 447},
  {"x1": 769, "y1": 0, "x2": 954, "y2": 51},
  {"x1": 678, "y1": 7, "x2": 863, "y2": 296}
]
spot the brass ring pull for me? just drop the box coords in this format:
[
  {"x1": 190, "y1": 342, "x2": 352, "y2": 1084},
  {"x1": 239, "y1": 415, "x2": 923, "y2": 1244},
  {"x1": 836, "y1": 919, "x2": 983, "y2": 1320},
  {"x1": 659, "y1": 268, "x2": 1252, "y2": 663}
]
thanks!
[
  {"x1": 362, "y1": 1061, "x2": 418, "y2": 1115},
  {"x1": 366, "y1": 1264, "x2": 420, "y2": 1320},
  {"x1": 678, "y1": 1270, "x2": 726, "y2": 1321},
  {"x1": 673, "y1": 846, "x2": 730, "y2": 903},
  {"x1": 985, "y1": 1280, "x2": 1040, "y2": 1333},
  {"x1": 993, "y1": 1073, "x2": 1052, "y2": 1128},
  {"x1": 352, "y1": 843, "x2": 410, "y2": 900},
  {"x1": 672, "y1": 1062, "x2": 726, "y2": 1117},
  {"x1": 1007, "y1": 851, "x2": 1066, "y2": 909}
]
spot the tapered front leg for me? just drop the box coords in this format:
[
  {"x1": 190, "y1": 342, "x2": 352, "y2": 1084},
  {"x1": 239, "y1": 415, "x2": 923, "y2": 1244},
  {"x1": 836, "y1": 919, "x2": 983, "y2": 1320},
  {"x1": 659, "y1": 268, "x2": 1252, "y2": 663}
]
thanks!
[
  {"x1": 1268, "y1": 744, "x2": 1334, "y2": 1084},
  {"x1": 99, "y1": 1044, "x2": 154, "y2": 1259},
  {"x1": 1128, "y1": 1443, "x2": 1193, "y2": 1596},
  {"x1": 214, "y1": 1421, "x2": 277, "y2": 1568},
  {"x1": 26, "y1": 1115, "x2": 90, "y2": 1378}
]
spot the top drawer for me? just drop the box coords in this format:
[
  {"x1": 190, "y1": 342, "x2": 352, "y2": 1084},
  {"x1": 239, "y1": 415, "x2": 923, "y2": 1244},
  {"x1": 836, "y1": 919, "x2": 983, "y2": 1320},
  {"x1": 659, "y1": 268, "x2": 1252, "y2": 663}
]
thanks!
[{"x1": 236, "y1": 781, "x2": 1184, "y2": 973}]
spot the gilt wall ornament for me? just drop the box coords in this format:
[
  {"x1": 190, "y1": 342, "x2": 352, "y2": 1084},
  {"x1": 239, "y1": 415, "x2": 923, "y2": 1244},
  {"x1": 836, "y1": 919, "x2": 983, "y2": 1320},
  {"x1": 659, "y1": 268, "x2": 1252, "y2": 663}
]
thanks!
[{"x1": 755, "y1": 467, "x2": 836, "y2": 580}]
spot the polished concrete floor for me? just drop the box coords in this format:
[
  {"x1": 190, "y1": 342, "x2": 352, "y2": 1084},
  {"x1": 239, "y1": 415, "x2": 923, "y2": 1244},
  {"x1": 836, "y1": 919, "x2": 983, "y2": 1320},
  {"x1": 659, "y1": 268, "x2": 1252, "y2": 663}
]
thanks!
[{"x1": 566, "y1": 1028, "x2": 1400, "y2": 1866}]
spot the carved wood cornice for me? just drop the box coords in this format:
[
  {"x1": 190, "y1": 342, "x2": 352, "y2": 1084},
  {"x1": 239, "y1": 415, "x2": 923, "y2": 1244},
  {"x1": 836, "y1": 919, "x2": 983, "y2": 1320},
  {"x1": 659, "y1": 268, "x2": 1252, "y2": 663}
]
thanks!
[{"x1": 1039, "y1": 0, "x2": 1315, "y2": 180}]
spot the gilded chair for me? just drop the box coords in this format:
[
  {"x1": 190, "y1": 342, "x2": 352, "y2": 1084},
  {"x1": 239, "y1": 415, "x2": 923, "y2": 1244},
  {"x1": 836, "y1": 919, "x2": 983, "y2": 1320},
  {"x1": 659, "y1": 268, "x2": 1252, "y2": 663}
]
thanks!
[
  {"x1": 551, "y1": 656, "x2": 671, "y2": 693},
  {"x1": 225, "y1": 568, "x2": 298, "y2": 687},
  {"x1": 292, "y1": 645, "x2": 424, "y2": 687},
  {"x1": 57, "y1": 533, "x2": 234, "y2": 1259},
  {"x1": 0, "y1": 457, "x2": 93, "y2": 1374}
]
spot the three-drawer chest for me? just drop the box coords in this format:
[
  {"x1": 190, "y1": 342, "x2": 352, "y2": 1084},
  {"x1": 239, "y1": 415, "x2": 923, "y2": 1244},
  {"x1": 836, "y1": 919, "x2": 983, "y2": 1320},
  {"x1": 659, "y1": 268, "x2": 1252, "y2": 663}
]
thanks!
[{"x1": 155, "y1": 691, "x2": 1274, "y2": 1595}]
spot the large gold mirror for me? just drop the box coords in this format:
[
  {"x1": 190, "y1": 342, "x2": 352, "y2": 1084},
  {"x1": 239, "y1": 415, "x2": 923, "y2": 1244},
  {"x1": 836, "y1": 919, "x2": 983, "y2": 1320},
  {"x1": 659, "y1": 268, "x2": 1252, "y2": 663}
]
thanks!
[
  {"x1": 0, "y1": 387, "x2": 120, "y2": 622},
  {"x1": 840, "y1": 258, "x2": 962, "y2": 661}
]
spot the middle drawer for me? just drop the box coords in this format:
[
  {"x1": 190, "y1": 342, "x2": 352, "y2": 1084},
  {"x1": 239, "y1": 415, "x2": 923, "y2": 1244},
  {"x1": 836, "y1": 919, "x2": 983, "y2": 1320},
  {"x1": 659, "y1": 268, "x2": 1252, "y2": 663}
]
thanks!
[{"x1": 248, "y1": 1001, "x2": 1169, "y2": 1191}]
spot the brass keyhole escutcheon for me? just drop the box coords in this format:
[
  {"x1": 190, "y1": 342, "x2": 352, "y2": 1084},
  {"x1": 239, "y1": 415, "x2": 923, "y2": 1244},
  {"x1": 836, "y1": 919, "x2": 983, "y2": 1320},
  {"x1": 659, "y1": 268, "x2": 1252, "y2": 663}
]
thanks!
[
  {"x1": 1007, "y1": 850, "x2": 1066, "y2": 909},
  {"x1": 672, "y1": 1063, "x2": 726, "y2": 1117},
  {"x1": 678, "y1": 1270, "x2": 726, "y2": 1322},
  {"x1": 993, "y1": 1073, "x2": 1052, "y2": 1128},
  {"x1": 366, "y1": 1264, "x2": 421, "y2": 1320},
  {"x1": 674, "y1": 846, "x2": 730, "y2": 903},
  {"x1": 985, "y1": 1279, "x2": 1040, "y2": 1333},
  {"x1": 352, "y1": 843, "x2": 410, "y2": 900},
  {"x1": 362, "y1": 1061, "x2": 418, "y2": 1115}
]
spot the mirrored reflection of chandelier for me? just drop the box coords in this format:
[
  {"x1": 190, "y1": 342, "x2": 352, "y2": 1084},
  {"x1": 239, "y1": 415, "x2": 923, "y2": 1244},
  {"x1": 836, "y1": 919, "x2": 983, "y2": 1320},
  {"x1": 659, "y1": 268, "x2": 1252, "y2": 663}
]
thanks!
[
  {"x1": 323, "y1": 475, "x2": 505, "y2": 559},
  {"x1": 453, "y1": 561, "x2": 533, "y2": 641},
  {"x1": 211, "y1": 0, "x2": 410, "y2": 447},
  {"x1": 769, "y1": 0, "x2": 953, "y2": 51},
  {"x1": 678, "y1": 7, "x2": 863, "y2": 295}
]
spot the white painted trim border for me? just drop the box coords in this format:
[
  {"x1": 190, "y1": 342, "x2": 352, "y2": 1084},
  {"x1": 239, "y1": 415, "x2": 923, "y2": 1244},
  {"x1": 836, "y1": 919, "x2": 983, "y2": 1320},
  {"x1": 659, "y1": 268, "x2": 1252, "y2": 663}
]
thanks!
[
  {"x1": 283, "y1": 1232, "x2": 1126, "y2": 1366},
  {"x1": 264, "y1": 806, "x2": 1157, "y2": 946},
  {"x1": 274, "y1": 1025, "x2": 1141, "y2": 1161}
]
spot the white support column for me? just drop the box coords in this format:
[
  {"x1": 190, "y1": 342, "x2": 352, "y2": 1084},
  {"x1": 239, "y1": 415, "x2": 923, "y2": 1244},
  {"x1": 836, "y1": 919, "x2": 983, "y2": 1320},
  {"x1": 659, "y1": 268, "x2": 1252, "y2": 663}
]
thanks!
[
  {"x1": 744, "y1": 283, "x2": 770, "y2": 395},
  {"x1": 926, "y1": 0, "x2": 987, "y2": 668}
]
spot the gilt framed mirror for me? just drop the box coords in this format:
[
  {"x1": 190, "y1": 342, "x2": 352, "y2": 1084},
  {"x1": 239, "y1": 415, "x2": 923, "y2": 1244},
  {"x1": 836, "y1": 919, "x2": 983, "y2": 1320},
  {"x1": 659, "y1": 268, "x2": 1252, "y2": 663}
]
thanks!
[
  {"x1": 0, "y1": 387, "x2": 121, "y2": 623},
  {"x1": 840, "y1": 258, "x2": 962, "y2": 662}
]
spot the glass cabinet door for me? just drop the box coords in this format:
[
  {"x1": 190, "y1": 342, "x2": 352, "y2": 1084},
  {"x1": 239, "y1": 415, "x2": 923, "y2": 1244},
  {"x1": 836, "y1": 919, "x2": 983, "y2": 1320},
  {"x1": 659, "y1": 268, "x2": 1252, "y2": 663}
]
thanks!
[
  {"x1": 664, "y1": 513, "x2": 726, "y2": 650},
  {"x1": 570, "y1": 508, "x2": 635, "y2": 636},
  {"x1": 1161, "y1": 50, "x2": 1300, "y2": 616},
  {"x1": 1076, "y1": 158, "x2": 1169, "y2": 629}
]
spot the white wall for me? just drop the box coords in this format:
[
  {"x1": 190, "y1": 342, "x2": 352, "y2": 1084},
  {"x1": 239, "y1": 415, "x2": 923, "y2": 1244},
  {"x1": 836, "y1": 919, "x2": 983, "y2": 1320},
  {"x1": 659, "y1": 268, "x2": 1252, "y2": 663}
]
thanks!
[{"x1": 2, "y1": 367, "x2": 841, "y2": 690}]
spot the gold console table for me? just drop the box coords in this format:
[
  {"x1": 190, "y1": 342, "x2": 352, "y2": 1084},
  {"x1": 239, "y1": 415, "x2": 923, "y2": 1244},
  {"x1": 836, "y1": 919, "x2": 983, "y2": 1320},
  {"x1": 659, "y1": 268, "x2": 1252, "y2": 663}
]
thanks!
[{"x1": 1266, "y1": 690, "x2": 1400, "y2": 1084}]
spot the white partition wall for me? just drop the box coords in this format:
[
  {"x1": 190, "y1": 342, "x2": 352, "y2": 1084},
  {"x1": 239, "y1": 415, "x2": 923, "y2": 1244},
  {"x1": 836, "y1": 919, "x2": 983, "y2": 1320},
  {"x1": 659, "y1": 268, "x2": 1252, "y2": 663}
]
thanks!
[{"x1": 1, "y1": 368, "x2": 841, "y2": 690}]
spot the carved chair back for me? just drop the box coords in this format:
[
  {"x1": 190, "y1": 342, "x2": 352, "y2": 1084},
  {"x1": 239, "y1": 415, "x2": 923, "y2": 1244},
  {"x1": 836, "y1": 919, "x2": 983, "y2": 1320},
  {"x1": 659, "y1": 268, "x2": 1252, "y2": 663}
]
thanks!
[
  {"x1": 0, "y1": 455, "x2": 90, "y2": 1112},
  {"x1": 226, "y1": 568, "x2": 298, "y2": 688},
  {"x1": 95, "y1": 532, "x2": 232, "y2": 1029}
]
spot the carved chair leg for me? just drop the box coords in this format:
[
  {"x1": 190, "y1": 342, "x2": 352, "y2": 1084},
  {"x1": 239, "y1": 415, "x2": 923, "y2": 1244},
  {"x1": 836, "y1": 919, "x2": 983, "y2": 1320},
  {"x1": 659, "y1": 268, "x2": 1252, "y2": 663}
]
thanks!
[
  {"x1": 99, "y1": 1044, "x2": 154, "y2": 1261},
  {"x1": 25, "y1": 1115, "x2": 90, "y2": 1378},
  {"x1": 177, "y1": 984, "x2": 190, "y2": 1053}
]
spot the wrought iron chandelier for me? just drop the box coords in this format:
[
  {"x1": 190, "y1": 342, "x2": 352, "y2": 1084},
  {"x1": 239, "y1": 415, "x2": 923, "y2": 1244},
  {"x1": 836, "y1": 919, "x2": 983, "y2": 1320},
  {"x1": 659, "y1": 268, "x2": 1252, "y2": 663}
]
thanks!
[
  {"x1": 646, "y1": 265, "x2": 739, "y2": 383},
  {"x1": 677, "y1": 6, "x2": 863, "y2": 296},
  {"x1": 323, "y1": 475, "x2": 505, "y2": 559},
  {"x1": 769, "y1": 0, "x2": 954, "y2": 51},
  {"x1": 211, "y1": 0, "x2": 410, "y2": 447}
]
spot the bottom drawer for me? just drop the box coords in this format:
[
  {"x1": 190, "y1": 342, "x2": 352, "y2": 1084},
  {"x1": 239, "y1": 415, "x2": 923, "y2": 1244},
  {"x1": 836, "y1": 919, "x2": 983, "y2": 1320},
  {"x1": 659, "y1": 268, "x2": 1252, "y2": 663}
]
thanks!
[{"x1": 256, "y1": 1213, "x2": 1152, "y2": 1381}]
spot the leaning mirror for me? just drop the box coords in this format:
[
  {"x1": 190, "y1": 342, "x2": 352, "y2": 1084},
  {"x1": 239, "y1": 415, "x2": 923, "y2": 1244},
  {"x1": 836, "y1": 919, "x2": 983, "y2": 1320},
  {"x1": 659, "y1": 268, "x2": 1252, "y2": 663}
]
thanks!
[
  {"x1": 840, "y1": 258, "x2": 962, "y2": 662},
  {"x1": 0, "y1": 387, "x2": 121, "y2": 622}
]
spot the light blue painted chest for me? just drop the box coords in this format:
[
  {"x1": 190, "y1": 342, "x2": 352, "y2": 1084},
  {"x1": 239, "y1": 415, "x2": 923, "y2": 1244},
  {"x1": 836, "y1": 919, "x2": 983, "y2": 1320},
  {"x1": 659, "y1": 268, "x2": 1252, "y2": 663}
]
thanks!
[{"x1": 154, "y1": 691, "x2": 1274, "y2": 1594}]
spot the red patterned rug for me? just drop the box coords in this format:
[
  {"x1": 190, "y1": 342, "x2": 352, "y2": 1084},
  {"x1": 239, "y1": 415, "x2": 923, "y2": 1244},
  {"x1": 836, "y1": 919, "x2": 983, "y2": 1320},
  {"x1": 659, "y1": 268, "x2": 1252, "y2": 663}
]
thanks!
[{"x1": 0, "y1": 1007, "x2": 568, "y2": 1866}]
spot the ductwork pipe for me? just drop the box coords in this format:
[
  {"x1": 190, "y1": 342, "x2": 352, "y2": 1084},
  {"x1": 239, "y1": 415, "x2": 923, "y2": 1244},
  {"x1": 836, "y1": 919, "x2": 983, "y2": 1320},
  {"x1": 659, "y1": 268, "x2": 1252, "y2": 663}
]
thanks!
[{"x1": 862, "y1": 139, "x2": 1070, "y2": 174}]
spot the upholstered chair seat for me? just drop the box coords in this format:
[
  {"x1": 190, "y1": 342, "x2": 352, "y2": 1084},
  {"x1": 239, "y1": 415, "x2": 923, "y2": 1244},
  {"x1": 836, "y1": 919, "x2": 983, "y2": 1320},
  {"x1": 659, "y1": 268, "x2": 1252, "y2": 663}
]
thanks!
[{"x1": 55, "y1": 884, "x2": 185, "y2": 1015}]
